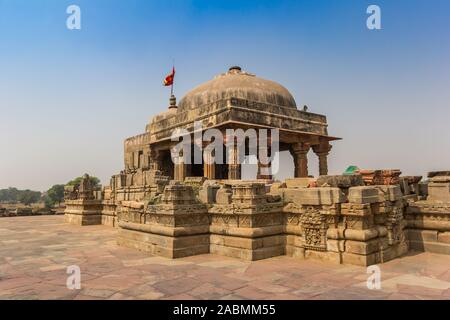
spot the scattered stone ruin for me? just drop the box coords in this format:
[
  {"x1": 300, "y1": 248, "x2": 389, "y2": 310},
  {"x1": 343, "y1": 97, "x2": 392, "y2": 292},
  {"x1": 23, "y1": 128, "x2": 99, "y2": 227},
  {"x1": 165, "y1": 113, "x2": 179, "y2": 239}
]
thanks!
[
  {"x1": 64, "y1": 67, "x2": 450, "y2": 266},
  {"x1": 0, "y1": 205, "x2": 63, "y2": 218}
]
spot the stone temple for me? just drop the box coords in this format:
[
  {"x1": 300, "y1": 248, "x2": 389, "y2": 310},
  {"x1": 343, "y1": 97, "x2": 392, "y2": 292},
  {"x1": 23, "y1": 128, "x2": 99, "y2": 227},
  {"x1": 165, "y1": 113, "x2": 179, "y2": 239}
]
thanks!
[{"x1": 64, "y1": 66, "x2": 450, "y2": 266}]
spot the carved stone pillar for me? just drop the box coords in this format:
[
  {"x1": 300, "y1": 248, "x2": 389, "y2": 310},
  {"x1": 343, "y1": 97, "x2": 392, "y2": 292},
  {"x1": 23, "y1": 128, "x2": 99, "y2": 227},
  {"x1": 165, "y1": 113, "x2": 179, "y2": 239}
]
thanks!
[
  {"x1": 203, "y1": 146, "x2": 215, "y2": 180},
  {"x1": 257, "y1": 162, "x2": 272, "y2": 180},
  {"x1": 174, "y1": 160, "x2": 186, "y2": 182},
  {"x1": 292, "y1": 142, "x2": 310, "y2": 178},
  {"x1": 257, "y1": 145, "x2": 272, "y2": 180},
  {"x1": 313, "y1": 143, "x2": 332, "y2": 176},
  {"x1": 228, "y1": 143, "x2": 241, "y2": 180},
  {"x1": 173, "y1": 150, "x2": 186, "y2": 182}
]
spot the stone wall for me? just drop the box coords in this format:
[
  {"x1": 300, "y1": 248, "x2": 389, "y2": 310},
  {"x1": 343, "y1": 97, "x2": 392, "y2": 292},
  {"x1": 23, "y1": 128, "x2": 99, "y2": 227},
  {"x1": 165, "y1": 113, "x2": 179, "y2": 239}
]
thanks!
[
  {"x1": 65, "y1": 172, "x2": 450, "y2": 266},
  {"x1": 282, "y1": 184, "x2": 408, "y2": 266},
  {"x1": 113, "y1": 178, "x2": 410, "y2": 265},
  {"x1": 405, "y1": 174, "x2": 450, "y2": 254}
]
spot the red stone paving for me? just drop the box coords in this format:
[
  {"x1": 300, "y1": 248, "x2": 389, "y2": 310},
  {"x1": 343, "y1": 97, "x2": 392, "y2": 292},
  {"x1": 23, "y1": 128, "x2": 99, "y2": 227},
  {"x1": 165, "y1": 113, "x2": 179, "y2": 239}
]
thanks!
[{"x1": 0, "y1": 215, "x2": 449, "y2": 300}]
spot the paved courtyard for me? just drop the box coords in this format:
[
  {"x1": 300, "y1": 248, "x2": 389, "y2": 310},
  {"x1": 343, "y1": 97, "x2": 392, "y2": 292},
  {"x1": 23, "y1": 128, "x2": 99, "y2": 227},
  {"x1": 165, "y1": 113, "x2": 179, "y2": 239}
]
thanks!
[{"x1": 0, "y1": 215, "x2": 449, "y2": 300}]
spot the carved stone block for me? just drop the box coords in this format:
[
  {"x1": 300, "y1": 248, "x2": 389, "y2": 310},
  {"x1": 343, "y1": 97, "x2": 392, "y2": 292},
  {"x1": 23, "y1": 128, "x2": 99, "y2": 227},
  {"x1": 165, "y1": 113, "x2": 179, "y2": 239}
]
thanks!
[
  {"x1": 292, "y1": 187, "x2": 346, "y2": 206},
  {"x1": 376, "y1": 185, "x2": 402, "y2": 202},
  {"x1": 316, "y1": 175, "x2": 364, "y2": 188},
  {"x1": 348, "y1": 186, "x2": 380, "y2": 204},
  {"x1": 428, "y1": 180, "x2": 450, "y2": 202},
  {"x1": 285, "y1": 178, "x2": 315, "y2": 189}
]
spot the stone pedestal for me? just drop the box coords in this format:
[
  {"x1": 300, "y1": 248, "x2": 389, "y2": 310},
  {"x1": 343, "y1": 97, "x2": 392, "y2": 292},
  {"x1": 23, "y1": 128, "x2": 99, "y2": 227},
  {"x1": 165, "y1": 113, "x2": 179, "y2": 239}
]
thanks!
[
  {"x1": 404, "y1": 174, "x2": 450, "y2": 254},
  {"x1": 117, "y1": 182, "x2": 210, "y2": 258},
  {"x1": 428, "y1": 176, "x2": 450, "y2": 202},
  {"x1": 64, "y1": 174, "x2": 103, "y2": 226},
  {"x1": 209, "y1": 183, "x2": 284, "y2": 260},
  {"x1": 337, "y1": 186, "x2": 407, "y2": 266},
  {"x1": 405, "y1": 202, "x2": 450, "y2": 254},
  {"x1": 284, "y1": 187, "x2": 345, "y2": 263},
  {"x1": 64, "y1": 199, "x2": 103, "y2": 226}
]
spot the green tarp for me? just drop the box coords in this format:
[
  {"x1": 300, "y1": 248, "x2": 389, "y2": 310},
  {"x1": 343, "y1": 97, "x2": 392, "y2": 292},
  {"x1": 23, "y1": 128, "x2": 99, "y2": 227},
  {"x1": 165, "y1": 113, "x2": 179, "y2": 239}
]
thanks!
[{"x1": 343, "y1": 165, "x2": 360, "y2": 175}]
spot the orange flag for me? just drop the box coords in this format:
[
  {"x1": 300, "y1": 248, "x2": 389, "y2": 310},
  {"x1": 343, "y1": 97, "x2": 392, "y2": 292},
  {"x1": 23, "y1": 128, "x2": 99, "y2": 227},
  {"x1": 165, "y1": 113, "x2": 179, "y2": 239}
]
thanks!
[{"x1": 163, "y1": 67, "x2": 175, "y2": 86}]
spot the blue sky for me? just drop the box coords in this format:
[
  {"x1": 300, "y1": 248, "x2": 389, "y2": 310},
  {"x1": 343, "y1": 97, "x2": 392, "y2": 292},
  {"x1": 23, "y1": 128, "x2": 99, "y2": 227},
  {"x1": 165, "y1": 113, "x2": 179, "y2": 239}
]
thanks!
[{"x1": 1, "y1": 0, "x2": 449, "y2": 190}]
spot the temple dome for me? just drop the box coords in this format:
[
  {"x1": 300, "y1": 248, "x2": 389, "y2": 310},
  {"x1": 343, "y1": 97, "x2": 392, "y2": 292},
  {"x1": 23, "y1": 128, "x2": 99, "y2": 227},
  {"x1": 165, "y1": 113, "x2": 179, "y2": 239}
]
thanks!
[{"x1": 178, "y1": 66, "x2": 297, "y2": 112}]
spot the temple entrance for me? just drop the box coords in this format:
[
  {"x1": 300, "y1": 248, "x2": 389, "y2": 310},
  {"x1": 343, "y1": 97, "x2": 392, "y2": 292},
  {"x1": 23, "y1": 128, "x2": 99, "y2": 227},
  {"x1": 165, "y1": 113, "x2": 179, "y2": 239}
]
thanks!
[
  {"x1": 188, "y1": 144, "x2": 204, "y2": 177},
  {"x1": 190, "y1": 163, "x2": 204, "y2": 177},
  {"x1": 216, "y1": 163, "x2": 228, "y2": 179},
  {"x1": 160, "y1": 150, "x2": 174, "y2": 178}
]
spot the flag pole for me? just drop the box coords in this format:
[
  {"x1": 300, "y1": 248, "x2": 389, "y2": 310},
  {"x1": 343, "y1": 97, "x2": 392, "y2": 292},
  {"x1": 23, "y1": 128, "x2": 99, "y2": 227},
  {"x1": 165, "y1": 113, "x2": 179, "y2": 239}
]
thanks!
[{"x1": 171, "y1": 60, "x2": 175, "y2": 97}]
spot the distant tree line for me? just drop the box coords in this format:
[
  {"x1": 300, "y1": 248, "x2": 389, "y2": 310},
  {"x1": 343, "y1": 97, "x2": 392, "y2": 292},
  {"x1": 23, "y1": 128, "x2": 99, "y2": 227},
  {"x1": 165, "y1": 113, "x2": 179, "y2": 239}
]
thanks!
[
  {"x1": 0, "y1": 175, "x2": 100, "y2": 207},
  {"x1": 0, "y1": 188, "x2": 41, "y2": 205}
]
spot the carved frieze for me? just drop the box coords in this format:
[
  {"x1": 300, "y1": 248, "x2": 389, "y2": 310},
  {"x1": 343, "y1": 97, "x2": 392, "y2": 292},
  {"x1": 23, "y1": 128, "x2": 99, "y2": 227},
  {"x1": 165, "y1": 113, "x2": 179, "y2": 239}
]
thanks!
[{"x1": 299, "y1": 206, "x2": 328, "y2": 251}]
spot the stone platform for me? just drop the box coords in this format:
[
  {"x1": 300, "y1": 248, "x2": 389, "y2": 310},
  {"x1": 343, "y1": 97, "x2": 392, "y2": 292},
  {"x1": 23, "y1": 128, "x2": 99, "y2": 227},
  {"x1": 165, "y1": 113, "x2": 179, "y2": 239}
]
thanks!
[{"x1": 0, "y1": 215, "x2": 449, "y2": 300}]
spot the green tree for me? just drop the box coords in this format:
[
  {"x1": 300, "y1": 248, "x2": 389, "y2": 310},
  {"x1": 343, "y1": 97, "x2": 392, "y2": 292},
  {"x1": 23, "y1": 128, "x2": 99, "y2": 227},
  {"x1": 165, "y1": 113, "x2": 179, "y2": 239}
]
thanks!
[
  {"x1": 42, "y1": 195, "x2": 53, "y2": 209},
  {"x1": 47, "y1": 184, "x2": 65, "y2": 206},
  {"x1": 17, "y1": 190, "x2": 41, "y2": 205},
  {"x1": 0, "y1": 187, "x2": 19, "y2": 202},
  {"x1": 67, "y1": 175, "x2": 100, "y2": 188}
]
